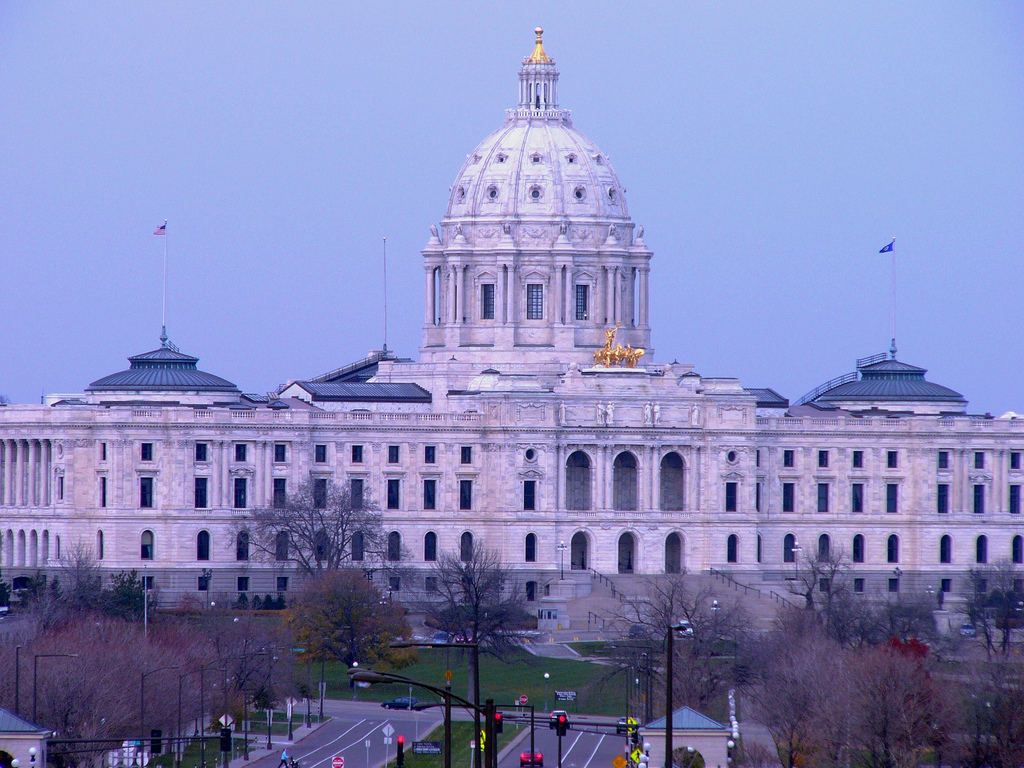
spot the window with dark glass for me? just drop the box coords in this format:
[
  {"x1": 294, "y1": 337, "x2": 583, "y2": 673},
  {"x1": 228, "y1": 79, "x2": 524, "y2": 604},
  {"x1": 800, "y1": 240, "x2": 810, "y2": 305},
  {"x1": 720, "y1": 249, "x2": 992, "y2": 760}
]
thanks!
[
  {"x1": 526, "y1": 284, "x2": 543, "y2": 319},
  {"x1": 237, "y1": 576, "x2": 249, "y2": 592},
  {"x1": 236, "y1": 531, "x2": 249, "y2": 561},
  {"x1": 389, "y1": 576, "x2": 401, "y2": 592},
  {"x1": 1012, "y1": 452, "x2": 1022, "y2": 470},
  {"x1": 235, "y1": 444, "x2": 247, "y2": 462},
  {"x1": 756, "y1": 450, "x2": 761, "y2": 467},
  {"x1": 1013, "y1": 535, "x2": 1023, "y2": 565},
  {"x1": 887, "y1": 535, "x2": 899, "y2": 563},
  {"x1": 461, "y1": 446, "x2": 472, "y2": 464},
  {"x1": 196, "y1": 530, "x2": 210, "y2": 561},
  {"x1": 818, "y1": 450, "x2": 829, "y2": 468},
  {"x1": 783, "y1": 533, "x2": 796, "y2": 563},
  {"x1": 973, "y1": 484, "x2": 985, "y2": 514},
  {"x1": 727, "y1": 534, "x2": 738, "y2": 563},
  {"x1": 460, "y1": 531, "x2": 474, "y2": 562},
  {"x1": 725, "y1": 482, "x2": 737, "y2": 512},
  {"x1": 888, "y1": 578, "x2": 899, "y2": 593},
  {"x1": 525, "y1": 533, "x2": 537, "y2": 562},
  {"x1": 351, "y1": 445, "x2": 363, "y2": 463},
  {"x1": 817, "y1": 483, "x2": 829, "y2": 513},
  {"x1": 938, "y1": 451, "x2": 949, "y2": 470},
  {"x1": 277, "y1": 576, "x2": 289, "y2": 592},
  {"x1": 315, "y1": 444, "x2": 327, "y2": 463},
  {"x1": 423, "y1": 479, "x2": 436, "y2": 510},
  {"x1": 100, "y1": 476, "x2": 108, "y2": 508},
  {"x1": 350, "y1": 478, "x2": 364, "y2": 509},
  {"x1": 387, "y1": 531, "x2": 401, "y2": 562},
  {"x1": 424, "y1": 445, "x2": 436, "y2": 463},
  {"x1": 937, "y1": 484, "x2": 949, "y2": 514},
  {"x1": 234, "y1": 477, "x2": 247, "y2": 509},
  {"x1": 854, "y1": 578, "x2": 864, "y2": 593},
  {"x1": 755, "y1": 482, "x2": 762, "y2": 513},
  {"x1": 975, "y1": 452, "x2": 985, "y2": 469},
  {"x1": 574, "y1": 284, "x2": 589, "y2": 321},
  {"x1": 351, "y1": 531, "x2": 364, "y2": 561},
  {"x1": 941, "y1": 578, "x2": 951, "y2": 593},
  {"x1": 460, "y1": 479, "x2": 473, "y2": 510},
  {"x1": 388, "y1": 445, "x2": 400, "y2": 464},
  {"x1": 783, "y1": 450, "x2": 794, "y2": 468},
  {"x1": 852, "y1": 534, "x2": 864, "y2": 563},
  {"x1": 100, "y1": 442, "x2": 107, "y2": 461},
  {"x1": 198, "y1": 575, "x2": 209, "y2": 592},
  {"x1": 852, "y1": 450, "x2": 863, "y2": 469},
  {"x1": 141, "y1": 530, "x2": 154, "y2": 560},
  {"x1": 275, "y1": 530, "x2": 289, "y2": 561},
  {"x1": 424, "y1": 531, "x2": 437, "y2": 562},
  {"x1": 313, "y1": 478, "x2": 327, "y2": 509},
  {"x1": 387, "y1": 478, "x2": 400, "y2": 509},
  {"x1": 526, "y1": 581, "x2": 536, "y2": 601},
  {"x1": 194, "y1": 477, "x2": 208, "y2": 509},
  {"x1": 782, "y1": 483, "x2": 795, "y2": 513},
  {"x1": 851, "y1": 483, "x2": 864, "y2": 513},
  {"x1": 273, "y1": 478, "x2": 287, "y2": 508},
  {"x1": 481, "y1": 284, "x2": 495, "y2": 320},
  {"x1": 523, "y1": 480, "x2": 536, "y2": 511},
  {"x1": 140, "y1": 477, "x2": 154, "y2": 508},
  {"x1": 274, "y1": 443, "x2": 287, "y2": 462},
  {"x1": 976, "y1": 535, "x2": 988, "y2": 564},
  {"x1": 1011, "y1": 485, "x2": 1021, "y2": 515},
  {"x1": 886, "y1": 483, "x2": 898, "y2": 513},
  {"x1": 757, "y1": 534, "x2": 762, "y2": 563},
  {"x1": 939, "y1": 535, "x2": 951, "y2": 564},
  {"x1": 195, "y1": 443, "x2": 208, "y2": 462},
  {"x1": 141, "y1": 443, "x2": 153, "y2": 461},
  {"x1": 887, "y1": 451, "x2": 898, "y2": 469},
  {"x1": 425, "y1": 576, "x2": 438, "y2": 592}
]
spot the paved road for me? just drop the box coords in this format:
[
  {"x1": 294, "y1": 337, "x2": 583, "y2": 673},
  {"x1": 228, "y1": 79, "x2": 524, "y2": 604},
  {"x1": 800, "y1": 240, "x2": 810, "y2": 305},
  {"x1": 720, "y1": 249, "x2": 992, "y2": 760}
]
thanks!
[{"x1": 497, "y1": 717, "x2": 629, "y2": 768}]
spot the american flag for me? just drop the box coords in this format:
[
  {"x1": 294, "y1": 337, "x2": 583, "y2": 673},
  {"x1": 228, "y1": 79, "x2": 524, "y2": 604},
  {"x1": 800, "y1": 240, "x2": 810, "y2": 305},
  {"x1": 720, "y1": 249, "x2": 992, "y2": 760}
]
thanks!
[{"x1": 154, "y1": 220, "x2": 167, "y2": 236}]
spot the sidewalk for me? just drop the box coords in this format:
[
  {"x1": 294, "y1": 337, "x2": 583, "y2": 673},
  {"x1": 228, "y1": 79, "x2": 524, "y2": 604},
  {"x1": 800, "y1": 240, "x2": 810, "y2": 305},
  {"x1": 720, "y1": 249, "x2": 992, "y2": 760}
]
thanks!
[{"x1": 226, "y1": 718, "x2": 329, "y2": 768}]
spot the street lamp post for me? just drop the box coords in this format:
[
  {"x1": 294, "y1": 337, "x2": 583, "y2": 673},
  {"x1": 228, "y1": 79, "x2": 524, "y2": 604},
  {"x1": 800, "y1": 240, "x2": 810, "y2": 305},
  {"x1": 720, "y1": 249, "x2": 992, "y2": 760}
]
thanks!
[
  {"x1": 33, "y1": 653, "x2": 78, "y2": 723},
  {"x1": 351, "y1": 661, "x2": 359, "y2": 701},
  {"x1": 557, "y1": 542, "x2": 567, "y2": 580},
  {"x1": 664, "y1": 621, "x2": 688, "y2": 768},
  {"x1": 142, "y1": 665, "x2": 181, "y2": 749},
  {"x1": 791, "y1": 543, "x2": 802, "y2": 580},
  {"x1": 543, "y1": 672, "x2": 550, "y2": 712}
]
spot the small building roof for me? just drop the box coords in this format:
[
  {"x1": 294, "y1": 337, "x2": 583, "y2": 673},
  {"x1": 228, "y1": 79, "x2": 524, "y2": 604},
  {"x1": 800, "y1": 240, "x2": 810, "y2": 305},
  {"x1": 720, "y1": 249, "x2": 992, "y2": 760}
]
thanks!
[
  {"x1": 644, "y1": 706, "x2": 728, "y2": 732},
  {"x1": 285, "y1": 381, "x2": 432, "y2": 403},
  {"x1": 0, "y1": 708, "x2": 49, "y2": 734},
  {"x1": 745, "y1": 387, "x2": 789, "y2": 408},
  {"x1": 87, "y1": 339, "x2": 239, "y2": 394}
]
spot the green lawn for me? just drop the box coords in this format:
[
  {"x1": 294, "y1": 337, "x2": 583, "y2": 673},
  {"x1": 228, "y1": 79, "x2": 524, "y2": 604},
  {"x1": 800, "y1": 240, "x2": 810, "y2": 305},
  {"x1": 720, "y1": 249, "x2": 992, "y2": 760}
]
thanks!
[
  {"x1": 320, "y1": 647, "x2": 630, "y2": 716},
  {"x1": 385, "y1": 721, "x2": 519, "y2": 768}
]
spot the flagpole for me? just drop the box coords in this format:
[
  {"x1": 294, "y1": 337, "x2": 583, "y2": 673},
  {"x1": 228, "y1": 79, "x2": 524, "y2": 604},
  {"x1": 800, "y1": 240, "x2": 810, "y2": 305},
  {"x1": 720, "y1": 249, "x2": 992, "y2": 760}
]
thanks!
[
  {"x1": 889, "y1": 237, "x2": 896, "y2": 358},
  {"x1": 161, "y1": 219, "x2": 169, "y2": 343},
  {"x1": 382, "y1": 236, "x2": 388, "y2": 354}
]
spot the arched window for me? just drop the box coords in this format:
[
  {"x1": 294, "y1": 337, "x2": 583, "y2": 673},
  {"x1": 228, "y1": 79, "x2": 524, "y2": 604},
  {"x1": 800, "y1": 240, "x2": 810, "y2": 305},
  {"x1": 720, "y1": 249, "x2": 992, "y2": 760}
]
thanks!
[
  {"x1": 727, "y1": 534, "x2": 739, "y2": 564},
  {"x1": 757, "y1": 534, "x2": 763, "y2": 563},
  {"x1": 314, "y1": 529, "x2": 329, "y2": 562},
  {"x1": 388, "y1": 531, "x2": 402, "y2": 562},
  {"x1": 783, "y1": 533, "x2": 796, "y2": 563},
  {"x1": 887, "y1": 535, "x2": 899, "y2": 564},
  {"x1": 665, "y1": 533, "x2": 682, "y2": 574},
  {"x1": 275, "y1": 531, "x2": 289, "y2": 561},
  {"x1": 97, "y1": 530, "x2": 104, "y2": 561},
  {"x1": 976, "y1": 535, "x2": 988, "y2": 564},
  {"x1": 660, "y1": 453, "x2": 685, "y2": 511},
  {"x1": 852, "y1": 534, "x2": 865, "y2": 563},
  {"x1": 29, "y1": 530, "x2": 38, "y2": 567},
  {"x1": 460, "y1": 532, "x2": 474, "y2": 562},
  {"x1": 618, "y1": 532, "x2": 635, "y2": 573},
  {"x1": 1013, "y1": 535, "x2": 1023, "y2": 565},
  {"x1": 41, "y1": 530, "x2": 49, "y2": 564},
  {"x1": 566, "y1": 452, "x2": 592, "y2": 510},
  {"x1": 424, "y1": 532, "x2": 437, "y2": 562},
  {"x1": 525, "y1": 533, "x2": 537, "y2": 563},
  {"x1": 141, "y1": 530, "x2": 154, "y2": 560},
  {"x1": 613, "y1": 452, "x2": 639, "y2": 511},
  {"x1": 940, "y1": 535, "x2": 952, "y2": 564},
  {"x1": 351, "y1": 531, "x2": 364, "y2": 562},
  {"x1": 196, "y1": 530, "x2": 210, "y2": 561},
  {"x1": 818, "y1": 534, "x2": 831, "y2": 562},
  {"x1": 570, "y1": 531, "x2": 588, "y2": 570},
  {"x1": 54, "y1": 535, "x2": 60, "y2": 561},
  {"x1": 233, "y1": 531, "x2": 249, "y2": 561}
]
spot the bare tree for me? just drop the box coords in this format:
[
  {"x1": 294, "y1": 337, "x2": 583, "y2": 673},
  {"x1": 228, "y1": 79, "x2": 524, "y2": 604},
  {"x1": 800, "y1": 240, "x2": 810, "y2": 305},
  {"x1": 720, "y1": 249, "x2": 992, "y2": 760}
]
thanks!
[
  {"x1": 246, "y1": 480, "x2": 384, "y2": 574},
  {"x1": 966, "y1": 561, "x2": 1022, "y2": 656}
]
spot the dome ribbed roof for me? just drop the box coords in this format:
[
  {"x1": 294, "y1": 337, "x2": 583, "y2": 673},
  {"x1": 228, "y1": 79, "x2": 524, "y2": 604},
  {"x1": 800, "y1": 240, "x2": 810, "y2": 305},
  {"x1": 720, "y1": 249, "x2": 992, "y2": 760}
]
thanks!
[
  {"x1": 813, "y1": 356, "x2": 965, "y2": 405},
  {"x1": 87, "y1": 342, "x2": 239, "y2": 393}
]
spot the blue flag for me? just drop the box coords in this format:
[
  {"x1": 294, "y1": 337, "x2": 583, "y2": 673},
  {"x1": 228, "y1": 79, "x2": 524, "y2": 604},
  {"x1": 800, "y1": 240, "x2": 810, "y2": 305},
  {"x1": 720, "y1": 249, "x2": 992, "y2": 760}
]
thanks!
[{"x1": 879, "y1": 239, "x2": 894, "y2": 253}]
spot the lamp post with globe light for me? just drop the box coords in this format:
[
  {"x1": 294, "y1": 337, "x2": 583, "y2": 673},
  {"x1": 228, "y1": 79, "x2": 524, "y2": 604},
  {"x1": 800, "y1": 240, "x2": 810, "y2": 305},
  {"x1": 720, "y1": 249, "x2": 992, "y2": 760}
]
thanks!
[{"x1": 544, "y1": 672, "x2": 550, "y2": 712}]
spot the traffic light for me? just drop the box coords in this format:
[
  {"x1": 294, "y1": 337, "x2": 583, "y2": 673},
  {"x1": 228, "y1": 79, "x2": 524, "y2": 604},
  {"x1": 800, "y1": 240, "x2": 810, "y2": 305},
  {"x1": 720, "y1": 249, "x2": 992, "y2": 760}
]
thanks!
[
  {"x1": 556, "y1": 713, "x2": 568, "y2": 737},
  {"x1": 219, "y1": 727, "x2": 232, "y2": 753},
  {"x1": 150, "y1": 729, "x2": 163, "y2": 755},
  {"x1": 397, "y1": 735, "x2": 405, "y2": 768},
  {"x1": 629, "y1": 725, "x2": 639, "y2": 746},
  {"x1": 494, "y1": 711, "x2": 503, "y2": 734}
]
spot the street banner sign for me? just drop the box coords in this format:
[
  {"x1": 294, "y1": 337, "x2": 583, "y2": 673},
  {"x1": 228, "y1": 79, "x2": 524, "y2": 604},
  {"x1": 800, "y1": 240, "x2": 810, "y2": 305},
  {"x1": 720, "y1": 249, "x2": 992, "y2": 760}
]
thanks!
[
  {"x1": 332, "y1": 757, "x2": 345, "y2": 768},
  {"x1": 555, "y1": 690, "x2": 577, "y2": 702},
  {"x1": 413, "y1": 742, "x2": 443, "y2": 755}
]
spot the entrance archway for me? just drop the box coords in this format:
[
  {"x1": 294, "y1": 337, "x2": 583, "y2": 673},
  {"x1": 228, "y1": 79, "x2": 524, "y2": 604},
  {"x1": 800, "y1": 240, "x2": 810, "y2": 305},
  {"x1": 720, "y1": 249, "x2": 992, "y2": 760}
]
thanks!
[
  {"x1": 570, "y1": 531, "x2": 588, "y2": 570},
  {"x1": 618, "y1": 532, "x2": 636, "y2": 573}
]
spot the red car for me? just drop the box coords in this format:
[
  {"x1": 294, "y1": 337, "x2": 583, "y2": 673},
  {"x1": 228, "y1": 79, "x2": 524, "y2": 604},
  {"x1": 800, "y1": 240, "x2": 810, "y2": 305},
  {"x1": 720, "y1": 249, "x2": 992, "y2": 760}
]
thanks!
[{"x1": 520, "y1": 752, "x2": 543, "y2": 767}]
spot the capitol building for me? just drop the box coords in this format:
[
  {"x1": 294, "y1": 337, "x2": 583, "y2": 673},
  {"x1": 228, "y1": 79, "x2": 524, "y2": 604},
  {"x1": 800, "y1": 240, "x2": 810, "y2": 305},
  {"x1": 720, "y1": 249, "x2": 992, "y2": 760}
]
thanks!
[{"x1": 2, "y1": 31, "x2": 1022, "y2": 616}]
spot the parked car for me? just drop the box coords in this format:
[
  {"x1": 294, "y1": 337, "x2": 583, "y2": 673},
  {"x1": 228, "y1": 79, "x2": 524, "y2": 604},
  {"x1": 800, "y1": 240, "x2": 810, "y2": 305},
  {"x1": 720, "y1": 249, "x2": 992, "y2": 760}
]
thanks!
[
  {"x1": 960, "y1": 623, "x2": 977, "y2": 637},
  {"x1": 520, "y1": 752, "x2": 544, "y2": 767},
  {"x1": 382, "y1": 696, "x2": 420, "y2": 710},
  {"x1": 432, "y1": 631, "x2": 450, "y2": 644}
]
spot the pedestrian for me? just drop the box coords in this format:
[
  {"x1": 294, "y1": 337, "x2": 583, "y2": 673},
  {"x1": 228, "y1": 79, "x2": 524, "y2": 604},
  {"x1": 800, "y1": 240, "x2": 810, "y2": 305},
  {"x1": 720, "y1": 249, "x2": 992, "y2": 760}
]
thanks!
[{"x1": 278, "y1": 750, "x2": 290, "y2": 768}]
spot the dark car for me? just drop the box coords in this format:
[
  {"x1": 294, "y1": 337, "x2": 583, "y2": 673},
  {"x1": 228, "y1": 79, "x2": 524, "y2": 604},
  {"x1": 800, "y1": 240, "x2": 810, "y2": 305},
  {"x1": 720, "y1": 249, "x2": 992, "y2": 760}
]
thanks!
[
  {"x1": 520, "y1": 752, "x2": 543, "y2": 767},
  {"x1": 382, "y1": 696, "x2": 419, "y2": 710}
]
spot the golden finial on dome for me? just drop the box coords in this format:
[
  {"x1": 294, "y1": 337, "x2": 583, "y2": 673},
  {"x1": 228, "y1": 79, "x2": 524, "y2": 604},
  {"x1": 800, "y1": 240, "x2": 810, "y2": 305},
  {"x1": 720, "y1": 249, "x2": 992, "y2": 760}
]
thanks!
[{"x1": 527, "y1": 26, "x2": 551, "y2": 64}]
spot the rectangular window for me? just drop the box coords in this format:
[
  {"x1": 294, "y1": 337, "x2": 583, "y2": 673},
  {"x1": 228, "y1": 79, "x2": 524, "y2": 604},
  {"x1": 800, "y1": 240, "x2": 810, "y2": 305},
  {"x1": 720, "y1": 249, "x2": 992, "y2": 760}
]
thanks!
[
  {"x1": 851, "y1": 483, "x2": 864, "y2": 513},
  {"x1": 783, "y1": 450, "x2": 794, "y2": 468},
  {"x1": 481, "y1": 284, "x2": 495, "y2": 320},
  {"x1": 975, "y1": 452, "x2": 985, "y2": 469},
  {"x1": 938, "y1": 451, "x2": 949, "y2": 470},
  {"x1": 724, "y1": 482, "x2": 737, "y2": 512},
  {"x1": 782, "y1": 483, "x2": 795, "y2": 513},
  {"x1": 195, "y1": 442, "x2": 208, "y2": 462},
  {"x1": 272, "y1": 478, "x2": 287, "y2": 508},
  {"x1": 389, "y1": 576, "x2": 401, "y2": 592},
  {"x1": 852, "y1": 450, "x2": 864, "y2": 469},
  {"x1": 524, "y1": 480, "x2": 536, "y2": 511},
  {"x1": 755, "y1": 482, "x2": 761, "y2": 513},
  {"x1": 237, "y1": 577, "x2": 249, "y2": 593},
  {"x1": 886, "y1": 483, "x2": 898, "y2": 513},
  {"x1": 940, "y1": 578, "x2": 951, "y2": 593},
  {"x1": 315, "y1": 444, "x2": 327, "y2": 463},
  {"x1": 756, "y1": 450, "x2": 761, "y2": 468},
  {"x1": 1012, "y1": 452, "x2": 1022, "y2": 470},
  {"x1": 198, "y1": 576, "x2": 209, "y2": 592},
  {"x1": 423, "y1": 479, "x2": 436, "y2": 510},
  {"x1": 274, "y1": 443, "x2": 287, "y2": 462},
  {"x1": 143, "y1": 576, "x2": 154, "y2": 590},
  {"x1": 351, "y1": 444, "x2": 363, "y2": 463},
  {"x1": 818, "y1": 450, "x2": 829, "y2": 468},
  {"x1": 425, "y1": 576, "x2": 438, "y2": 593},
  {"x1": 460, "y1": 479, "x2": 473, "y2": 510},
  {"x1": 140, "y1": 477, "x2": 154, "y2": 508},
  {"x1": 141, "y1": 443, "x2": 153, "y2": 461},
  {"x1": 350, "y1": 478, "x2": 364, "y2": 509},
  {"x1": 387, "y1": 478, "x2": 400, "y2": 509},
  {"x1": 388, "y1": 445, "x2": 400, "y2": 464},
  {"x1": 424, "y1": 445, "x2": 436, "y2": 464},
  {"x1": 887, "y1": 450, "x2": 898, "y2": 469},
  {"x1": 461, "y1": 446, "x2": 472, "y2": 464},
  {"x1": 817, "y1": 483, "x2": 829, "y2": 513},
  {"x1": 100, "y1": 476, "x2": 108, "y2": 508},
  {"x1": 235, "y1": 444, "x2": 247, "y2": 462},
  {"x1": 58, "y1": 476, "x2": 64, "y2": 500},
  {"x1": 100, "y1": 442, "x2": 107, "y2": 461},
  {"x1": 194, "y1": 477, "x2": 208, "y2": 509},
  {"x1": 574, "y1": 284, "x2": 589, "y2": 321},
  {"x1": 937, "y1": 484, "x2": 949, "y2": 514},
  {"x1": 888, "y1": 578, "x2": 900, "y2": 593},
  {"x1": 526, "y1": 284, "x2": 543, "y2": 319},
  {"x1": 277, "y1": 576, "x2": 289, "y2": 593},
  {"x1": 853, "y1": 578, "x2": 865, "y2": 594},
  {"x1": 234, "y1": 477, "x2": 247, "y2": 509},
  {"x1": 313, "y1": 478, "x2": 327, "y2": 509},
  {"x1": 1010, "y1": 485, "x2": 1021, "y2": 515},
  {"x1": 974, "y1": 484, "x2": 985, "y2": 514}
]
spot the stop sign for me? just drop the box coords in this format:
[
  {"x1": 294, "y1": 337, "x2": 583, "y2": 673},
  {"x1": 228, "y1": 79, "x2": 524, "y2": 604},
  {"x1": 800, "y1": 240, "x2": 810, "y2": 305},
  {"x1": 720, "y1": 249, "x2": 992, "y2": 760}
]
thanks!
[
  {"x1": 519, "y1": 695, "x2": 528, "y2": 705},
  {"x1": 333, "y1": 757, "x2": 345, "y2": 768}
]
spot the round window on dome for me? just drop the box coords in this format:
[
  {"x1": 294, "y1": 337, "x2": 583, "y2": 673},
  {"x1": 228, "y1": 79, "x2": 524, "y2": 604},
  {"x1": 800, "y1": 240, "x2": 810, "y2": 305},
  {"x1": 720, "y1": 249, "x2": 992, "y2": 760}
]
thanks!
[
  {"x1": 574, "y1": 186, "x2": 586, "y2": 201},
  {"x1": 530, "y1": 186, "x2": 542, "y2": 201},
  {"x1": 457, "y1": 186, "x2": 466, "y2": 201},
  {"x1": 487, "y1": 186, "x2": 499, "y2": 200},
  {"x1": 608, "y1": 188, "x2": 617, "y2": 202}
]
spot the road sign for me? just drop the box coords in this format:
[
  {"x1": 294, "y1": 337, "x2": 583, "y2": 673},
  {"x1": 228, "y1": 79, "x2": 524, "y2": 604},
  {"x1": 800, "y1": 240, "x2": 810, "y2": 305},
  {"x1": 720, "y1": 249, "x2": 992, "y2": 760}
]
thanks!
[
  {"x1": 555, "y1": 690, "x2": 577, "y2": 702},
  {"x1": 383, "y1": 724, "x2": 395, "y2": 737},
  {"x1": 630, "y1": 749, "x2": 643, "y2": 763},
  {"x1": 332, "y1": 756, "x2": 345, "y2": 768},
  {"x1": 413, "y1": 742, "x2": 443, "y2": 755},
  {"x1": 445, "y1": 670, "x2": 453, "y2": 681},
  {"x1": 613, "y1": 755, "x2": 627, "y2": 768},
  {"x1": 218, "y1": 715, "x2": 234, "y2": 727},
  {"x1": 384, "y1": 738, "x2": 392, "y2": 745},
  {"x1": 519, "y1": 695, "x2": 529, "y2": 705},
  {"x1": 365, "y1": 741, "x2": 371, "y2": 749}
]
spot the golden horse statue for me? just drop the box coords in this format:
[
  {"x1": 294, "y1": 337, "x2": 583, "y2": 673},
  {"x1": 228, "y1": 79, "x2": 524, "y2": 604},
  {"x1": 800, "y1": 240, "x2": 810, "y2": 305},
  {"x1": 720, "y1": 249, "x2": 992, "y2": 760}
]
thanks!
[{"x1": 593, "y1": 325, "x2": 645, "y2": 368}]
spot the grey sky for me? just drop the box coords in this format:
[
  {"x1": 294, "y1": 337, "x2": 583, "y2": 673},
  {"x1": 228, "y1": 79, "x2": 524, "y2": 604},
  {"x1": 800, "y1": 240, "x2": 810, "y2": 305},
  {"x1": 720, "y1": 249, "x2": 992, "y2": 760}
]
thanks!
[{"x1": 2, "y1": 2, "x2": 1022, "y2": 412}]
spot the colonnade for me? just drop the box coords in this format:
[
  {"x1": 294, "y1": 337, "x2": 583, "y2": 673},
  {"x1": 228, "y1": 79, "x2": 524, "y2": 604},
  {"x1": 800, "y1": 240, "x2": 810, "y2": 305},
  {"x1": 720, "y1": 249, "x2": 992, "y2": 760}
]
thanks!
[{"x1": 0, "y1": 438, "x2": 55, "y2": 507}]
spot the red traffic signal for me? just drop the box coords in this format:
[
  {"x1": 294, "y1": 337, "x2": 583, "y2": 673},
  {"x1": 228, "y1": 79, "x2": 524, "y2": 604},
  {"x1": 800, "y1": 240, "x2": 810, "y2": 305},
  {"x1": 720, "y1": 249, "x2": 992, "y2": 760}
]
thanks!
[
  {"x1": 556, "y1": 714, "x2": 568, "y2": 737},
  {"x1": 397, "y1": 736, "x2": 405, "y2": 745},
  {"x1": 494, "y1": 711, "x2": 504, "y2": 734},
  {"x1": 396, "y1": 735, "x2": 406, "y2": 768}
]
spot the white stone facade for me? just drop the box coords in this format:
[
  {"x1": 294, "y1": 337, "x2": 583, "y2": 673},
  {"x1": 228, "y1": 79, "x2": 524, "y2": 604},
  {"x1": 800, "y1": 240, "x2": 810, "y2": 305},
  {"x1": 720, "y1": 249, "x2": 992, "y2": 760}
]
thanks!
[{"x1": 1, "y1": 31, "x2": 1022, "y2": 608}]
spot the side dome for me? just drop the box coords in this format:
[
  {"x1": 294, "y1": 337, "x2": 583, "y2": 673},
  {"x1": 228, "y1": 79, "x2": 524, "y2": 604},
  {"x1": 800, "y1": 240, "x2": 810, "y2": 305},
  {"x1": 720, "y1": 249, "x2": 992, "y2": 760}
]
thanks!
[{"x1": 87, "y1": 338, "x2": 240, "y2": 401}]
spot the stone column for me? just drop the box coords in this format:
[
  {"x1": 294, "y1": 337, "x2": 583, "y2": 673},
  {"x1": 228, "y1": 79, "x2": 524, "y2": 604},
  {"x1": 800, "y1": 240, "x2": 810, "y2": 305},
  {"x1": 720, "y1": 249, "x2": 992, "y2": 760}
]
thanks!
[
  {"x1": 15, "y1": 440, "x2": 25, "y2": 507},
  {"x1": 612, "y1": 267, "x2": 622, "y2": 325},
  {"x1": 43, "y1": 440, "x2": 51, "y2": 506},
  {"x1": 605, "y1": 268, "x2": 615, "y2": 325},
  {"x1": 2, "y1": 440, "x2": 11, "y2": 505},
  {"x1": 28, "y1": 440, "x2": 38, "y2": 507},
  {"x1": 424, "y1": 267, "x2": 435, "y2": 326}
]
